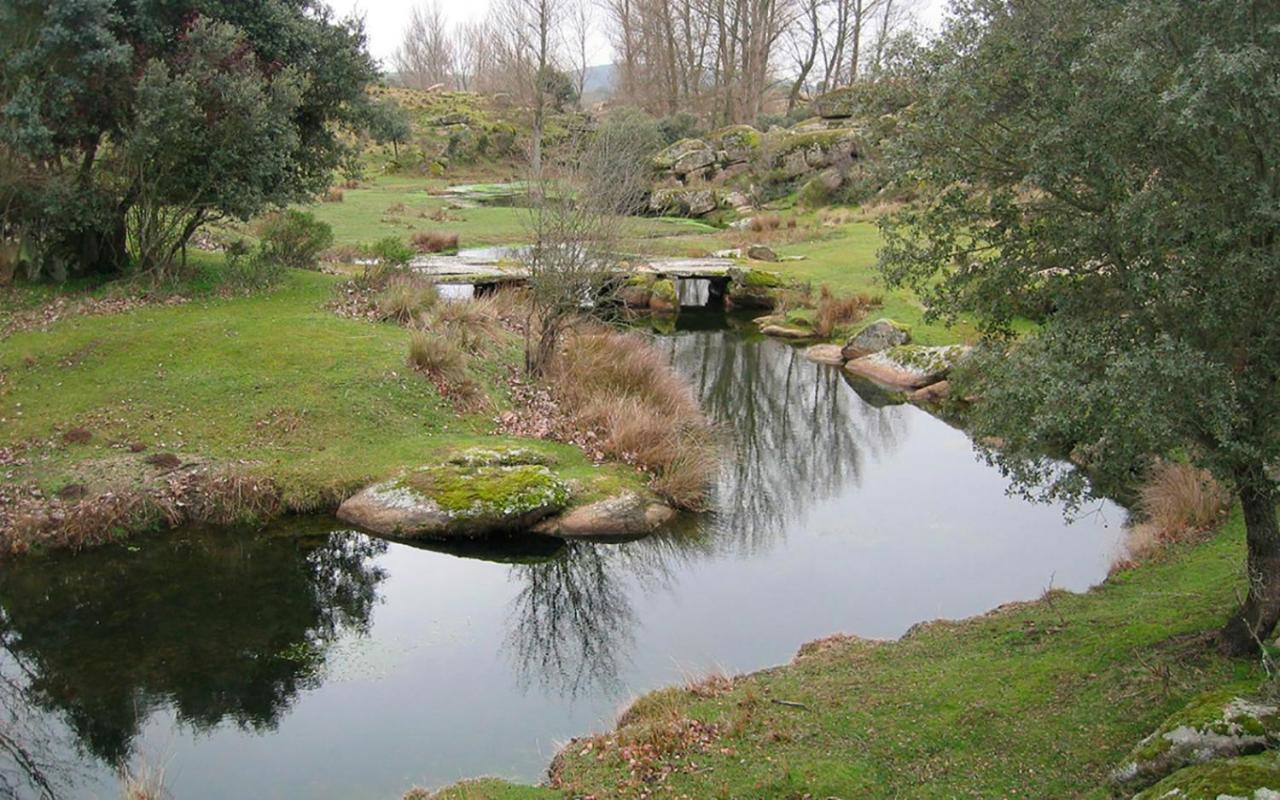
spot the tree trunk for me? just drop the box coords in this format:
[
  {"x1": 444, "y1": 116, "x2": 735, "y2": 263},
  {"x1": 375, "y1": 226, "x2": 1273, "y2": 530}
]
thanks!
[{"x1": 1221, "y1": 475, "x2": 1280, "y2": 655}]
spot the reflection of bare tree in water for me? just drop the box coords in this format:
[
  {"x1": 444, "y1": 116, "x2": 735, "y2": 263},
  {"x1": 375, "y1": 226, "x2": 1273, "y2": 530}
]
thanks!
[
  {"x1": 0, "y1": 530, "x2": 387, "y2": 771},
  {"x1": 661, "y1": 327, "x2": 910, "y2": 553},
  {"x1": 504, "y1": 533, "x2": 712, "y2": 698},
  {"x1": 0, "y1": 631, "x2": 80, "y2": 800}
]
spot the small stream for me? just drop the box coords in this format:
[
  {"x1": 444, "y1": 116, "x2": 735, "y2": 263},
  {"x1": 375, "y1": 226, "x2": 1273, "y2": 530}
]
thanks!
[{"x1": 0, "y1": 312, "x2": 1123, "y2": 799}]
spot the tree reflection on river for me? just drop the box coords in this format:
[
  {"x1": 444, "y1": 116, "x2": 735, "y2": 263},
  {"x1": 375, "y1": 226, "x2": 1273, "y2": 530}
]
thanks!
[
  {"x1": 0, "y1": 528, "x2": 386, "y2": 776},
  {"x1": 660, "y1": 314, "x2": 909, "y2": 554}
]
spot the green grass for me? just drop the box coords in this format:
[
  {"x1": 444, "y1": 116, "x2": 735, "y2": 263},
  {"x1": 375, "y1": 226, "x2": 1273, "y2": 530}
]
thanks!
[
  {"x1": 296, "y1": 176, "x2": 712, "y2": 250},
  {"x1": 0, "y1": 262, "x2": 641, "y2": 517},
  {"x1": 440, "y1": 515, "x2": 1259, "y2": 798}
]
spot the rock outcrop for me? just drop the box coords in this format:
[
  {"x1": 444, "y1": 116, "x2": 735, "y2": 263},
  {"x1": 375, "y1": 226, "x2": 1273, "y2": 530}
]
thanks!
[
  {"x1": 841, "y1": 319, "x2": 911, "y2": 360},
  {"x1": 337, "y1": 448, "x2": 570, "y2": 539},
  {"x1": 844, "y1": 344, "x2": 970, "y2": 390},
  {"x1": 804, "y1": 344, "x2": 846, "y2": 365},
  {"x1": 533, "y1": 492, "x2": 676, "y2": 540},
  {"x1": 1131, "y1": 751, "x2": 1280, "y2": 799},
  {"x1": 1111, "y1": 690, "x2": 1280, "y2": 796}
]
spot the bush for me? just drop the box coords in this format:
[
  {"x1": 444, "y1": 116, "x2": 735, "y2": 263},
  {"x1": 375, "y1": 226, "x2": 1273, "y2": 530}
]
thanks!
[
  {"x1": 657, "y1": 111, "x2": 702, "y2": 144},
  {"x1": 597, "y1": 107, "x2": 666, "y2": 159},
  {"x1": 361, "y1": 236, "x2": 416, "y2": 286},
  {"x1": 223, "y1": 240, "x2": 283, "y2": 291},
  {"x1": 257, "y1": 210, "x2": 334, "y2": 270}
]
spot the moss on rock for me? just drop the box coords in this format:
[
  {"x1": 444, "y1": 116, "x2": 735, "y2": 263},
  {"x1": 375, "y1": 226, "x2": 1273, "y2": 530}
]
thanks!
[
  {"x1": 1111, "y1": 689, "x2": 1280, "y2": 795},
  {"x1": 1132, "y1": 750, "x2": 1280, "y2": 799},
  {"x1": 400, "y1": 463, "x2": 569, "y2": 518}
]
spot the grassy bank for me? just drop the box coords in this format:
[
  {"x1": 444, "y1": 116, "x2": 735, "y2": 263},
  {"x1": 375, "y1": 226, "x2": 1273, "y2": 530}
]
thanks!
[
  {"x1": 0, "y1": 262, "x2": 646, "y2": 552},
  {"x1": 427, "y1": 514, "x2": 1258, "y2": 798}
]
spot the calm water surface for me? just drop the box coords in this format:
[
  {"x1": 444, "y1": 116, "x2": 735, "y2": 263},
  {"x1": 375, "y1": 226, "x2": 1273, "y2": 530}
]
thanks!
[{"x1": 0, "y1": 314, "x2": 1123, "y2": 799}]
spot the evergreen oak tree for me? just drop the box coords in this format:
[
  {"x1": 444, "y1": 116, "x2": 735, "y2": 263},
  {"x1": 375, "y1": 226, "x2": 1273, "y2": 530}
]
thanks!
[{"x1": 880, "y1": 0, "x2": 1280, "y2": 653}]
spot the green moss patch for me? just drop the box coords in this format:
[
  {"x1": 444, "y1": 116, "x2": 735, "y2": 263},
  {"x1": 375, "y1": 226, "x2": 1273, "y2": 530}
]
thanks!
[
  {"x1": 1133, "y1": 751, "x2": 1280, "y2": 799},
  {"x1": 401, "y1": 463, "x2": 569, "y2": 519}
]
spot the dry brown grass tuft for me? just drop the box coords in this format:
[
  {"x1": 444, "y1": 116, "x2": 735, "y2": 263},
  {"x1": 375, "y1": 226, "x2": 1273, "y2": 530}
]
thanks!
[
  {"x1": 425, "y1": 296, "x2": 502, "y2": 352},
  {"x1": 1121, "y1": 461, "x2": 1229, "y2": 565},
  {"x1": 410, "y1": 231, "x2": 459, "y2": 253},
  {"x1": 550, "y1": 328, "x2": 717, "y2": 509},
  {"x1": 322, "y1": 188, "x2": 344, "y2": 203},
  {"x1": 407, "y1": 330, "x2": 486, "y2": 409},
  {"x1": 814, "y1": 285, "x2": 877, "y2": 338},
  {"x1": 62, "y1": 427, "x2": 92, "y2": 444},
  {"x1": 747, "y1": 214, "x2": 782, "y2": 232},
  {"x1": 376, "y1": 278, "x2": 439, "y2": 325}
]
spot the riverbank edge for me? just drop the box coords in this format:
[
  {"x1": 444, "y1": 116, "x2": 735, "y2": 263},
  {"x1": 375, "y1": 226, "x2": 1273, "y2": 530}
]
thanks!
[{"x1": 422, "y1": 513, "x2": 1259, "y2": 799}]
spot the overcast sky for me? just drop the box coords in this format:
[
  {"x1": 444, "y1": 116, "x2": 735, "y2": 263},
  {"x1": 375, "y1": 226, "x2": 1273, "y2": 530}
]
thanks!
[{"x1": 325, "y1": 0, "x2": 950, "y2": 72}]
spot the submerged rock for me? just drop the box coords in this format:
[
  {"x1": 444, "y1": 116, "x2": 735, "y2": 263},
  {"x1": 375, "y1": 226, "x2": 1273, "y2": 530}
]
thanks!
[
  {"x1": 1131, "y1": 750, "x2": 1280, "y2": 799},
  {"x1": 841, "y1": 318, "x2": 911, "y2": 360},
  {"x1": 534, "y1": 492, "x2": 676, "y2": 540},
  {"x1": 844, "y1": 344, "x2": 969, "y2": 390},
  {"x1": 337, "y1": 449, "x2": 570, "y2": 539},
  {"x1": 1111, "y1": 690, "x2": 1280, "y2": 795}
]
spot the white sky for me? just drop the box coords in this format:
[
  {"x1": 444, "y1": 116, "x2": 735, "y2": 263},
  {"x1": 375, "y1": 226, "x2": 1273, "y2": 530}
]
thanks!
[{"x1": 325, "y1": 0, "x2": 949, "y2": 72}]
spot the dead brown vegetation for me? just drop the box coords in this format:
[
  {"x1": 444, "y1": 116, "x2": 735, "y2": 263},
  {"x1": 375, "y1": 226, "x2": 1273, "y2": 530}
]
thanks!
[
  {"x1": 1122, "y1": 461, "x2": 1230, "y2": 564},
  {"x1": 410, "y1": 231, "x2": 460, "y2": 253}
]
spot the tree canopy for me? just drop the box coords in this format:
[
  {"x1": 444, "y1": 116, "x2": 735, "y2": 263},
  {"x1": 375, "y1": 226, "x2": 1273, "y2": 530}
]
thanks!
[
  {"x1": 880, "y1": 0, "x2": 1280, "y2": 652},
  {"x1": 0, "y1": 0, "x2": 376, "y2": 278}
]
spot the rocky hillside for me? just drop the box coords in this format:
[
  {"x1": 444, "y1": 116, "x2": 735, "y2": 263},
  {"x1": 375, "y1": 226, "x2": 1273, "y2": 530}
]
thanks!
[{"x1": 648, "y1": 86, "x2": 895, "y2": 217}]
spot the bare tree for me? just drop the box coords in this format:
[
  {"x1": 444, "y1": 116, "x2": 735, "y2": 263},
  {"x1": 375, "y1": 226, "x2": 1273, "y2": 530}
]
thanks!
[
  {"x1": 520, "y1": 123, "x2": 654, "y2": 375},
  {"x1": 394, "y1": 1, "x2": 455, "y2": 89},
  {"x1": 494, "y1": 0, "x2": 563, "y2": 177},
  {"x1": 566, "y1": 0, "x2": 595, "y2": 105}
]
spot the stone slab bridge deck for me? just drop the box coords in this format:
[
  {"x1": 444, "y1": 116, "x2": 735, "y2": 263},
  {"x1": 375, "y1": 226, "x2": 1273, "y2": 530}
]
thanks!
[{"x1": 410, "y1": 254, "x2": 740, "y2": 288}]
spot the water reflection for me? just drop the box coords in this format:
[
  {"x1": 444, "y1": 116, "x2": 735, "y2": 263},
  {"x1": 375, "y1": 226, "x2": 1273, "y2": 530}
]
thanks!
[
  {"x1": 0, "y1": 527, "x2": 386, "y2": 767},
  {"x1": 504, "y1": 531, "x2": 715, "y2": 699},
  {"x1": 663, "y1": 313, "x2": 909, "y2": 554}
]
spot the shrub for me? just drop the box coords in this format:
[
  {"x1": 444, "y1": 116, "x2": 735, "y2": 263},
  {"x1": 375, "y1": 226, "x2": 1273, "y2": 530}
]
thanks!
[
  {"x1": 657, "y1": 111, "x2": 702, "y2": 144},
  {"x1": 410, "y1": 231, "x2": 460, "y2": 253},
  {"x1": 362, "y1": 236, "x2": 416, "y2": 285},
  {"x1": 376, "y1": 278, "x2": 438, "y2": 324},
  {"x1": 224, "y1": 240, "x2": 283, "y2": 291},
  {"x1": 257, "y1": 210, "x2": 334, "y2": 270}
]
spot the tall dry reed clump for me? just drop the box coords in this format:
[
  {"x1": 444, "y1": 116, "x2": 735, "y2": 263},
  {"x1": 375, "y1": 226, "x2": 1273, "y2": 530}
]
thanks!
[
  {"x1": 814, "y1": 285, "x2": 877, "y2": 338},
  {"x1": 375, "y1": 275, "x2": 438, "y2": 324},
  {"x1": 550, "y1": 328, "x2": 717, "y2": 510},
  {"x1": 1123, "y1": 461, "x2": 1230, "y2": 563}
]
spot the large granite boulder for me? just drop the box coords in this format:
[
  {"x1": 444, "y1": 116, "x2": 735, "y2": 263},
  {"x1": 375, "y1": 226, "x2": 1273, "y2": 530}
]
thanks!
[
  {"x1": 1111, "y1": 690, "x2": 1280, "y2": 796},
  {"x1": 533, "y1": 492, "x2": 676, "y2": 540},
  {"x1": 337, "y1": 448, "x2": 570, "y2": 539},
  {"x1": 1131, "y1": 750, "x2": 1280, "y2": 799},
  {"x1": 844, "y1": 344, "x2": 970, "y2": 390},
  {"x1": 841, "y1": 319, "x2": 911, "y2": 360},
  {"x1": 654, "y1": 138, "x2": 716, "y2": 176},
  {"x1": 812, "y1": 86, "x2": 860, "y2": 119},
  {"x1": 706, "y1": 125, "x2": 762, "y2": 165},
  {"x1": 648, "y1": 187, "x2": 719, "y2": 217}
]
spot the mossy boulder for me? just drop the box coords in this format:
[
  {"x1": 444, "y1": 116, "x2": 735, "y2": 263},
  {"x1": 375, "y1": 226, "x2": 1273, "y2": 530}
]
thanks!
[
  {"x1": 1111, "y1": 690, "x2": 1280, "y2": 795},
  {"x1": 841, "y1": 318, "x2": 911, "y2": 360},
  {"x1": 844, "y1": 344, "x2": 970, "y2": 390},
  {"x1": 706, "y1": 124, "x2": 762, "y2": 164},
  {"x1": 648, "y1": 187, "x2": 719, "y2": 217},
  {"x1": 649, "y1": 278, "x2": 678, "y2": 313},
  {"x1": 336, "y1": 448, "x2": 570, "y2": 539},
  {"x1": 533, "y1": 491, "x2": 676, "y2": 540},
  {"x1": 726, "y1": 267, "x2": 785, "y2": 310},
  {"x1": 653, "y1": 138, "x2": 715, "y2": 176},
  {"x1": 1131, "y1": 750, "x2": 1280, "y2": 799},
  {"x1": 812, "y1": 86, "x2": 860, "y2": 119}
]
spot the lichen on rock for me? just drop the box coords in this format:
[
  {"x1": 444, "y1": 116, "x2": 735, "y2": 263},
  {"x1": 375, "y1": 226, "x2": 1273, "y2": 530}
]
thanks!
[
  {"x1": 1111, "y1": 690, "x2": 1280, "y2": 796},
  {"x1": 1130, "y1": 750, "x2": 1280, "y2": 800},
  {"x1": 336, "y1": 448, "x2": 570, "y2": 539},
  {"x1": 844, "y1": 344, "x2": 970, "y2": 390}
]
